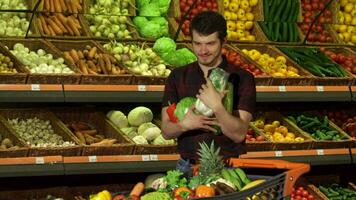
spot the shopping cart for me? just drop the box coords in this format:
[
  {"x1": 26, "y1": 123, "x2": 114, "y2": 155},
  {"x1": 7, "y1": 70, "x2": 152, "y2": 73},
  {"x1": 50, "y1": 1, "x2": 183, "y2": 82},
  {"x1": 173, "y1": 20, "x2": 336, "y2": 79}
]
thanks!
[{"x1": 198, "y1": 158, "x2": 310, "y2": 200}]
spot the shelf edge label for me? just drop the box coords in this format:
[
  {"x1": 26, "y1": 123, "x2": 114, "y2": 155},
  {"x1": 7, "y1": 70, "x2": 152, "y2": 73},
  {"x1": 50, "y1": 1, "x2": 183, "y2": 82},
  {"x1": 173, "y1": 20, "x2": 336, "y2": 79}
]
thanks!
[
  {"x1": 88, "y1": 156, "x2": 97, "y2": 162},
  {"x1": 138, "y1": 85, "x2": 146, "y2": 91},
  {"x1": 31, "y1": 84, "x2": 41, "y2": 91},
  {"x1": 35, "y1": 157, "x2": 45, "y2": 164},
  {"x1": 274, "y1": 151, "x2": 283, "y2": 157},
  {"x1": 316, "y1": 149, "x2": 324, "y2": 156}
]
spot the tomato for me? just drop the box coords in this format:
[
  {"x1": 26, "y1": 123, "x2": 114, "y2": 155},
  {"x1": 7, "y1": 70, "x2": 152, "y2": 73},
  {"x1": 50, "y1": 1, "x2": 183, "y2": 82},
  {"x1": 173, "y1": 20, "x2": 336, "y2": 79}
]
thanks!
[
  {"x1": 304, "y1": 4, "x2": 312, "y2": 11},
  {"x1": 345, "y1": 60, "x2": 353, "y2": 67},
  {"x1": 295, "y1": 195, "x2": 302, "y2": 200},
  {"x1": 337, "y1": 54, "x2": 346, "y2": 63},
  {"x1": 330, "y1": 53, "x2": 337, "y2": 61},
  {"x1": 304, "y1": 17, "x2": 312, "y2": 23},
  {"x1": 307, "y1": 194, "x2": 315, "y2": 200},
  {"x1": 311, "y1": 3, "x2": 319, "y2": 10},
  {"x1": 318, "y1": 17, "x2": 326, "y2": 23},
  {"x1": 256, "y1": 135, "x2": 265, "y2": 141},
  {"x1": 319, "y1": 35, "x2": 327, "y2": 42},
  {"x1": 302, "y1": 198, "x2": 308, "y2": 200},
  {"x1": 296, "y1": 190, "x2": 303, "y2": 196},
  {"x1": 302, "y1": 190, "x2": 309, "y2": 197},
  {"x1": 318, "y1": 2, "x2": 325, "y2": 9},
  {"x1": 298, "y1": 187, "x2": 304, "y2": 191}
]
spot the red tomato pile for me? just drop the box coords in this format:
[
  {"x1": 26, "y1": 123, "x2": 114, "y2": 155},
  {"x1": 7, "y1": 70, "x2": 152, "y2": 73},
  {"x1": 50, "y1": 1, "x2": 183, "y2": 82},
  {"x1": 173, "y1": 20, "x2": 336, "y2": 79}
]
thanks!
[
  {"x1": 299, "y1": 0, "x2": 333, "y2": 43},
  {"x1": 320, "y1": 48, "x2": 356, "y2": 75},
  {"x1": 291, "y1": 186, "x2": 315, "y2": 200},
  {"x1": 326, "y1": 111, "x2": 356, "y2": 139},
  {"x1": 178, "y1": 0, "x2": 218, "y2": 36},
  {"x1": 245, "y1": 129, "x2": 265, "y2": 142},
  {"x1": 221, "y1": 48, "x2": 265, "y2": 76}
]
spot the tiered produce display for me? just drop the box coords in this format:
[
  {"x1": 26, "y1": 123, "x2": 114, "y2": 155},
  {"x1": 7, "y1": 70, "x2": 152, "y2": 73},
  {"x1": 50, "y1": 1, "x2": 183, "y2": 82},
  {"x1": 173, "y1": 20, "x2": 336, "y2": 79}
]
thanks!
[{"x1": 0, "y1": 0, "x2": 355, "y2": 199}]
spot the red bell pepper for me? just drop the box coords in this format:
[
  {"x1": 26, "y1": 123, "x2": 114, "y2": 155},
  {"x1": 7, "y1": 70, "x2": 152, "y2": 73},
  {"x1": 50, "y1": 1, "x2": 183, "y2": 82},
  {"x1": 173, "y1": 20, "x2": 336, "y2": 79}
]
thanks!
[{"x1": 167, "y1": 103, "x2": 178, "y2": 123}]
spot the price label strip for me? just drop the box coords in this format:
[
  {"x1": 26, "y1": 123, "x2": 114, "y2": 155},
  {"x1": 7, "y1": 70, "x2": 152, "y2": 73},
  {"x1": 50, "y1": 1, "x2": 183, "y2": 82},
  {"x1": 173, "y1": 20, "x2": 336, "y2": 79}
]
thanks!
[
  {"x1": 316, "y1": 149, "x2": 324, "y2": 156},
  {"x1": 149, "y1": 154, "x2": 158, "y2": 161},
  {"x1": 142, "y1": 155, "x2": 150, "y2": 161},
  {"x1": 35, "y1": 157, "x2": 45, "y2": 164},
  {"x1": 316, "y1": 86, "x2": 324, "y2": 92},
  {"x1": 278, "y1": 86, "x2": 286, "y2": 92},
  {"x1": 31, "y1": 84, "x2": 41, "y2": 91},
  {"x1": 275, "y1": 151, "x2": 283, "y2": 157},
  {"x1": 138, "y1": 85, "x2": 146, "y2": 91},
  {"x1": 88, "y1": 156, "x2": 97, "y2": 163}
]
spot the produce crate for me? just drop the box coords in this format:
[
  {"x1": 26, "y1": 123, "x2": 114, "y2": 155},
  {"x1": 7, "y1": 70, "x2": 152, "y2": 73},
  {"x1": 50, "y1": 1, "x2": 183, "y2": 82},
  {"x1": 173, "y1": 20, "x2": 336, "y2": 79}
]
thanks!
[
  {"x1": 97, "y1": 40, "x2": 170, "y2": 85},
  {"x1": 285, "y1": 111, "x2": 353, "y2": 149},
  {"x1": 167, "y1": 0, "x2": 180, "y2": 18},
  {"x1": 301, "y1": 24, "x2": 342, "y2": 45},
  {"x1": 82, "y1": 0, "x2": 140, "y2": 41},
  {"x1": 0, "y1": 43, "x2": 28, "y2": 84},
  {"x1": 250, "y1": 111, "x2": 314, "y2": 151},
  {"x1": 52, "y1": 109, "x2": 135, "y2": 156},
  {"x1": 245, "y1": 127, "x2": 274, "y2": 152},
  {"x1": 278, "y1": 45, "x2": 354, "y2": 86},
  {"x1": 0, "y1": 115, "x2": 28, "y2": 157},
  {"x1": 233, "y1": 44, "x2": 314, "y2": 86},
  {"x1": 48, "y1": 39, "x2": 133, "y2": 85},
  {"x1": 0, "y1": 38, "x2": 82, "y2": 84},
  {"x1": 225, "y1": 44, "x2": 273, "y2": 86},
  {"x1": 304, "y1": 175, "x2": 356, "y2": 200},
  {"x1": 32, "y1": 0, "x2": 90, "y2": 39},
  {"x1": 0, "y1": 109, "x2": 83, "y2": 156},
  {"x1": 196, "y1": 158, "x2": 310, "y2": 199}
]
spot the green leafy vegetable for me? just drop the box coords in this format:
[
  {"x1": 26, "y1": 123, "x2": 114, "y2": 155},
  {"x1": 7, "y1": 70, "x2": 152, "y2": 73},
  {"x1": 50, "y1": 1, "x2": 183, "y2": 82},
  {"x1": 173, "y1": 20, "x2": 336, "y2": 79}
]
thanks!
[{"x1": 174, "y1": 97, "x2": 197, "y2": 121}]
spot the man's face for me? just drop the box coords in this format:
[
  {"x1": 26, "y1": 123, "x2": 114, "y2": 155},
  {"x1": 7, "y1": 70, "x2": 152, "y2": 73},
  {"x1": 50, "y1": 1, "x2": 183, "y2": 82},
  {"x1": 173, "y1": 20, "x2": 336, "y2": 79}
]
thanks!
[{"x1": 191, "y1": 30, "x2": 224, "y2": 68}]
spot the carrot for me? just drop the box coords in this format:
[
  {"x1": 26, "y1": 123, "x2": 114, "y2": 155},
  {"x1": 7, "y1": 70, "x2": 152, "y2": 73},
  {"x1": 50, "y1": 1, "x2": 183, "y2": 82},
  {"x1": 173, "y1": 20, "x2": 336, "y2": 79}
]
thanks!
[
  {"x1": 46, "y1": 18, "x2": 63, "y2": 35},
  {"x1": 79, "y1": 60, "x2": 88, "y2": 74},
  {"x1": 52, "y1": 15, "x2": 67, "y2": 33},
  {"x1": 75, "y1": 131, "x2": 86, "y2": 144},
  {"x1": 53, "y1": 0, "x2": 62, "y2": 13},
  {"x1": 67, "y1": 18, "x2": 81, "y2": 36},
  {"x1": 77, "y1": 50, "x2": 84, "y2": 59},
  {"x1": 36, "y1": 18, "x2": 44, "y2": 33},
  {"x1": 58, "y1": 0, "x2": 67, "y2": 12},
  {"x1": 65, "y1": 0, "x2": 73, "y2": 14},
  {"x1": 130, "y1": 182, "x2": 145, "y2": 198},
  {"x1": 73, "y1": 0, "x2": 82, "y2": 12},
  {"x1": 46, "y1": 22, "x2": 56, "y2": 36},
  {"x1": 63, "y1": 22, "x2": 74, "y2": 36},
  {"x1": 83, "y1": 134, "x2": 95, "y2": 144},
  {"x1": 63, "y1": 51, "x2": 75, "y2": 65},
  {"x1": 98, "y1": 55, "x2": 107, "y2": 74},
  {"x1": 38, "y1": 15, "x2": 50, "y2": 35},
  {"x1": 88, "y1": 46, "x2": 97, "y2": 59},
  {"x1": 87, "y1": 60, "x2": 98, "y2": 72},
  {"x1": 70, "y1": 49, "x2": 79, "y2": 63},
  {"x1": 70, "y1": 0, "x2": 78, "y2": 14},
  {"x1": 102, "y1": 54, "x2": 112, "y2": 72},
  {"x1": 68, "y1": 15, "x2": 81, "y2": 29},
  {"x1": 87, "y1": 68, "x2": 98, "y2": 75},
  {"x1": 44, "y1": 0, "x2": 50, "y2": 11},
  {"x1": 49, "y1": 0, "x2": 55, "y2": 13},
  {"x1": 80, "y1": 129, "x2": 97, "y2": 136}
]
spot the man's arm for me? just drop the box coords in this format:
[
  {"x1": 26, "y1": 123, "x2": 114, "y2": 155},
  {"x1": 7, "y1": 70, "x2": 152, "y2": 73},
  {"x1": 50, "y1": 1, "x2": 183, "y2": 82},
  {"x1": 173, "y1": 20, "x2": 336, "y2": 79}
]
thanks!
[
  {"x1": 196, "y1": 78, "x2": 253, "y2": 143},
  {"x1": 161, "y1": 105, "x2": 219, "y2": 140}
]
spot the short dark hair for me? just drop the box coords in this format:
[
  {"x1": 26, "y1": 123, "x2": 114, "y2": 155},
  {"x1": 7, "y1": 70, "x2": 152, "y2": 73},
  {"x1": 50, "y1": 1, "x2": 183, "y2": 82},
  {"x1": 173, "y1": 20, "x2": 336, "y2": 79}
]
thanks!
[{"x1": 189, "y1": 11, "x2": 227, "y2": 41}]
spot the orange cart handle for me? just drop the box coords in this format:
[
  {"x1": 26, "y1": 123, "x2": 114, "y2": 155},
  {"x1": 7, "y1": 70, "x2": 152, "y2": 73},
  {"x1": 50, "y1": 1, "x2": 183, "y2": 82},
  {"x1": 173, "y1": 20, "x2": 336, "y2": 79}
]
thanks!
[{"x1": 228, "y1": 158, "x2": 310, "y2": 197}]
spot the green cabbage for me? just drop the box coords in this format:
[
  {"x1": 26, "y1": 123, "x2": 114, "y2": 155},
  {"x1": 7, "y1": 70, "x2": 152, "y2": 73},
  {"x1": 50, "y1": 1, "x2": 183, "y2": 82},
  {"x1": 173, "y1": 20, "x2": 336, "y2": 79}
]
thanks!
[
  {"x1": 142, "y1": 127, "x2": 161, "y2": 141},
  {"x1": 132, "y1": 16, "x2": 148, "y2": 28},
  {"x1": 157, "y1": 0, "x2": 171, "y2": 15},
  {"x1": 152, "y1": 134, "x2": 175, "y2": 145},
  {"x1": 174, "y1": 97, "x2": 197, "y2": 121},
  {"x1": 133, "y1": 135, "x2": 149, "y2": 144},
  {"x1": 195, "y1": 68, "x2": 229, "y2": 116},
  {"x1": 127, "y1": 106, "x2": 153, "y2": 126},
  {"x1": 141, "y1": 191, "x2": 173, "y2": 200},
  {"x1": 153, "y1": 37, "x2": 176, "y2": 57},
  {"x1": 138, "y1": 122, "x2": 158, "y2": 135},
  {"x1": 107, "y1": 110, "x2": 128, "y2": 129},
  {"x1": 162, "y1": 48, "x2": 197, "y2": 67},
  {"x1": 139, "y1": 3, "x2": 161, "y2": 16},
  {"x1": 120, "y1": 127, "x2": 138, "y2": 139},
  {"x1": 137, "y1": 0, "x2": 150, "y2": 9}
]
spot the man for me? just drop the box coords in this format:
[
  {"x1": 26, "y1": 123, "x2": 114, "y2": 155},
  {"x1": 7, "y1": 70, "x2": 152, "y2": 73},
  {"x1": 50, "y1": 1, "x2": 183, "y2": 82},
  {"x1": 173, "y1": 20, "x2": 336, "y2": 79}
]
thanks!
[{"x1": 161, "y1": 11, "x2": 256, "y2": 167}]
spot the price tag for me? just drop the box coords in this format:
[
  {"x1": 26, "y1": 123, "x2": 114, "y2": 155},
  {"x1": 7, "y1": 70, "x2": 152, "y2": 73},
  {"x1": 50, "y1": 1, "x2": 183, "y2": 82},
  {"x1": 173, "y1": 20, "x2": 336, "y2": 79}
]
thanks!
[
  {"x1": 316, "y1": 149, "x2": 324, "y2": 156},
  {"x1": 138, "y1": 85, "x2": 146, "y2": 91},
  {"x1": 150, "y1": 154, "x2": 158, "y2": 161},
  {"x1": 316, "y1": 86, "x2": 324, "y2": 92},
  {"x1": 142, "y1": 155, "x2": 150, "y2": 161},
  {"x1": 31, "y1": 84, "x2": 41, "y2": 91},
  {"x1": 35, "y1": 157, "x2": 45, "y2": 164},
  {"x1": 88, "y1": 156, "x2": 97, "y2": 162},
  {"x1": 278, "y1": 86, "x2": 286, "y2": 92},
  {"x1": 275, "y1": 151, "x2": 283, "y2": 157}
]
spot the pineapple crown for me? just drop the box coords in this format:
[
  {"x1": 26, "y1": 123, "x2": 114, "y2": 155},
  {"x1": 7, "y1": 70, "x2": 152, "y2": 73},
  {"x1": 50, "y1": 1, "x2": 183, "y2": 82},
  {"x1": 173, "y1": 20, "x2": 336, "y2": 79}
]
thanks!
[{"x1": 197, "y1": 141, "x2": 225, "y2": 177}]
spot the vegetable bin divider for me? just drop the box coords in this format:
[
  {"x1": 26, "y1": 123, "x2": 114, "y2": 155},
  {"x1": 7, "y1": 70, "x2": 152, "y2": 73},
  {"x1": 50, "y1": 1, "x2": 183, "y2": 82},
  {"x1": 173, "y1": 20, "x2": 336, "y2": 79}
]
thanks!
[
  {"x1": 47, "y1": 39, "x2": 133, "y2": 85},
  {"x1": 250, "y1": 111, "x2": 314, "y2": 151},
  {"x1": 226, "y1": 44, "x2": 273, "y2": 86},
  {"x1": 51, "y1": 108, "x2": 135, "y2": 156},
  {"x1": 0, "y1": 43, "x2": 28, "y2": 84},
  {"x1": 0, "y1": 115, "x2": 29, "y2": 157},
  {"x1": 0, "y1": 109, "x2": 83, "y2": 157},
  {"x1": 0, "y1": 38, "x2": 82, "y2": 84},
  {"x1": 233, "y1": 44, "x2": 314, "y2": 86}
]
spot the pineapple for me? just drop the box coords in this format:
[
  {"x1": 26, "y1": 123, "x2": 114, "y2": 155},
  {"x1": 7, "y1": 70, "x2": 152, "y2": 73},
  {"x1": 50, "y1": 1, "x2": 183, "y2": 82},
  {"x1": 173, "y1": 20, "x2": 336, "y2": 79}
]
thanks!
[{"x1": 197, "y1": 141, "x2": 225, "y2": 177}]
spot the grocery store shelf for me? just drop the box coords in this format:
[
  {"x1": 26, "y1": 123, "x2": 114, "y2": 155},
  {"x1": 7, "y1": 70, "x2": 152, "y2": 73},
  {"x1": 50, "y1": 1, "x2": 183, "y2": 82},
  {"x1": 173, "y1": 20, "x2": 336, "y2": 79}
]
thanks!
[
  {"x1": 0, "y1": 156, "x2": 63, "y2": 177},
  {"x1": 239, "y1": 149, "x2": 353, "y2": 165},
  {"x1": 0, "y1": 85, "x2": 354, "y2": 103},
  {"x1": 351, "y1": 86, "x2": 356, "y2": 102},
  {"x1": 0, "y1": 84, "x2": 64, "y2": 102},
  {"x1": 351, "y1": 148, "x2": 356, "y2": 164},
  {"x1": 63, "y1": 85, "x2": 164, "y2": 102},
  {"x1": 256, "y1": 86, "x2": 352, "y2": 102}
]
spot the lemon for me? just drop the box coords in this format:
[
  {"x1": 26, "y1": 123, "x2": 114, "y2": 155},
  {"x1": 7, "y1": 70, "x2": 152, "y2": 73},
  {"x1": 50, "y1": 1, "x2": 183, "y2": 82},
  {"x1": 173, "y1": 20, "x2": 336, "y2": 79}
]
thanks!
[
  {"x1": 246, "y1": 35, "x2": 256, "y2": 41},
  {"x1": 287, "y1": 66, "x2": 299, "y2": 74},
  {"x1": 351, "y1": 35, "x2": 356, "y2": 43},
  {"x1": 343, "y1": 32, "x2": 351, "y2": 42},
  {"x1": 240, "y1": 0, "x2": 250, "y2": 10},
  {"x1": 272, "y1": 121, "x2": 280, "y2": 127},
  {"x1": 347, "y1": 25, "x2": 354, "y2": 33},
  {"x1": 242, "y1": 49, "x2": 249, "y2": 54},
  {"x1": 244, "y1": 21, "x2": 254, "y2": 30},
  {"x1": 338, "y1": 33, "x2": 345, "y2": 40},
  {"x1": 351, "y1": 9, "x2": 356, "y2": 17},
  {"x1": 276, "y1": 56, "x2": 287, "y2": 64},
  {"x1": 239, "y1": 37, "x2": 248, "y2": 41},
  {"x1": 340, "y1": 0, "x2": 348, "y2": 7},
  {"x1": 286, "y1": 132, "x2": 296, "y2": 139},
  {"x1": 344, "y1": 3, "x2": 354, "y2": 13},
  {"x1": 338, "y1": 12, "x2": 345, "y2": 24},
  {"x1": 236, "y1": 29, "x2": 245, "y2": 38},
  {"x1": 339, "y1": 24, "x2": 348, "y2": 32},
  {"x1": 352, "y1": 17, "x2": 356, "y2": 25},
  {"x1": 224, "y1": 11, "x2": 232, "y2": 20},
  {"x1": 246, "y1": 12, "x2": 255, "y2": 21},
  {"x1": 344, "y1": 13, "x2": 352, "y2": 24},
  {"x1": 236, "y1": 21, "x2": 246, "y2": 30},
  {"x1": 249, "y1": 0, "x2": 258, "y2": 6}
]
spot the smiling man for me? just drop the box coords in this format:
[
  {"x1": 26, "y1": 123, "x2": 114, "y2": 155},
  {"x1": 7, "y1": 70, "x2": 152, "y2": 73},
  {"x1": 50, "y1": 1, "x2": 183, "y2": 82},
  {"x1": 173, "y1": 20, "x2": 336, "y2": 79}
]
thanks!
[{"x1": 161, "y1": 11, "x2": 256, "y2": 173}]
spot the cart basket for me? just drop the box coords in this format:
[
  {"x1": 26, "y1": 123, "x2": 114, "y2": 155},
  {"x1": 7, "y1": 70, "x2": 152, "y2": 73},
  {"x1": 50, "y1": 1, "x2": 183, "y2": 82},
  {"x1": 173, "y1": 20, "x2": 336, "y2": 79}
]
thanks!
[{"x1": 196, "y1": 158, "x2": 310, "y2": 200}]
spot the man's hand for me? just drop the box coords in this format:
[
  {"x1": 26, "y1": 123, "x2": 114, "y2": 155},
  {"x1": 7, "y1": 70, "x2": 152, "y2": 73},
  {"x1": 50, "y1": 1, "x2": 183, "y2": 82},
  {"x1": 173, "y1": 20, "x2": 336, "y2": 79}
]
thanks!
[
  {"x1": 196, "y1": 78, "x2": 227, "y2": 113},
  {"x1": 180, "y1": 105, "x2": 219, "y2": 133}
]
